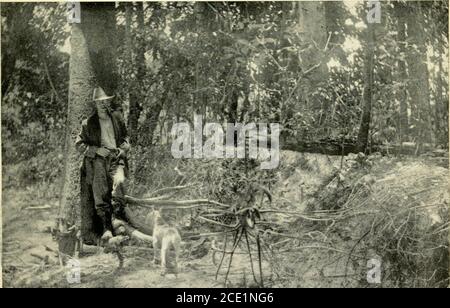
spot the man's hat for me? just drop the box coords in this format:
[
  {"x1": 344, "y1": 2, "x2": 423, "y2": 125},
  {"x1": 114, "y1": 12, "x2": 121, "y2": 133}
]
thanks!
[{"x1": 93, "y1": 87, "x2": 114, "y2": 102}]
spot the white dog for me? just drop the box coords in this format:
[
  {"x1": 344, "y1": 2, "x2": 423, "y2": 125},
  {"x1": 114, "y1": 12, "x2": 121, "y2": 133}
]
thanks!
[{"x1": 152, "y1": 209, "x2": 181, "y2": 276}]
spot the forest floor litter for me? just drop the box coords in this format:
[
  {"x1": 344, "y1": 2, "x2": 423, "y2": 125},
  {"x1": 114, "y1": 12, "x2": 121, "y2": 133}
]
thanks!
[{"x1": 2, "y1": 150, "x2": 448, "y2": 287}]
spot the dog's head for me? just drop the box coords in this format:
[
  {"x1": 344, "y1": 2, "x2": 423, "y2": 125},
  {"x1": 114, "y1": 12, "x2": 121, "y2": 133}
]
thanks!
[{"x1": 153, "y1": 209, "x2": 166, "y2": 226}]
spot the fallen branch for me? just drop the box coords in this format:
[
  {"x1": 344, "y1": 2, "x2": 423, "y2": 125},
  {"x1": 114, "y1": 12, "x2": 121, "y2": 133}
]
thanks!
[
  {"x1": 259, "y1": 209, "x2": 336, "y2": 221},
  {"x1": 30, "y1": 253, "x2": 50, "y2": 262},
  {"x1": 25, "y1": 205, "x2": 52, "y2": 211},
  {"x1": 125, "y1": 195, "x2": 231, "y2": 209},
  {"x1": 279, "y1": 245, "x2": 364, "y2": 258},
  {"x1": 196, "y1": 216, "x2": 239, "y2": 229},
  {"x1": 183, "y1": 230, "x2": 235, "y2": 240},
  {"x1": 149, "y1": 184, "x2": 195, "y2": 197}
]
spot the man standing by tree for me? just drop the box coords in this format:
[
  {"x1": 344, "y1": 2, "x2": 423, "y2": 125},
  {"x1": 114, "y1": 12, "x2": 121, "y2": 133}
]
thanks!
[{"x1": 75, "y1": 87, "x2": 130, "y2": 244}]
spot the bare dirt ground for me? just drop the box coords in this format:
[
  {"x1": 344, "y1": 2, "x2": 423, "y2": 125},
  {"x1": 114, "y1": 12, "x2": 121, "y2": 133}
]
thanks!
[{"x1": 2, "y1": 151, "x2": 448, "y2": 288}]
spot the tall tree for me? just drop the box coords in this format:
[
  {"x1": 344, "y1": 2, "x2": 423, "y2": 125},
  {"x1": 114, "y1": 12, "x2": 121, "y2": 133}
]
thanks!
[
  {"x1": 126, "y1": 2, "x2": 145, "y2": 145},
  {"x1": 295, "y1": 1, "x2": 328, "y2": 74},
  {"x1": 124, "y1": 2, "x2": 134, "y2": 126},
  {"x1": 435, "y1": 47, "x2": 447, "y2": 145},
  {"x1": 357, "y1": 20, "x2": 375, "y2": 153},
  {"x1": 406, "y1": 5, "x2": 433, "y2": 150},
  {"x1": 396, "y1": 3, "x2": 409, "y2": 143},
  {"x1": 137, "y1": 2, "x2": 164, "y2": 147},
  {"x1": 59, "y1": 3, "x2": 117, "y2": 241},
  {"x1": 294, "y1": 1, "x2": 329, "y2": 122}
]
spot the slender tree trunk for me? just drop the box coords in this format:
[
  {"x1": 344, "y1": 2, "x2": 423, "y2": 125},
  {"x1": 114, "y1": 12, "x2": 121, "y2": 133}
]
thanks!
[
  {"x1": 357, "y1": 21, "x2": 375, "y2": 153},
  {"x1": 435, "y1": 46, "x2": 446, "y2": 145},
  {"x1": 437, "y1": 53, "x2": 448, "y2": 146},
  {"x1": 406, "y1": 6, "x2": 433, "y2": 150},
  {"x1": 396, "y1": 4, "x2": 409, "y2": 143},
  {"x1": 59, "y1": 3, "x2": 117, "y2": 232},
  {"x1": 435, "y1": 54, "x2": 442, "y2": 143},
  {"x1": 124, "y1": 3, "x2": 140, "y2": 145},
  {"x1": 128, "y1": 1, "x2": 145, "y2": 145},
  {"x1": 136, "y1": 2, "x2": 164, "y2": 147},
  {"x1": 227, "y1": 88, "x2": 239, "y2": 123},
  {"x1": 124, "y1": 2, "x2": 133, "y2": 120}
]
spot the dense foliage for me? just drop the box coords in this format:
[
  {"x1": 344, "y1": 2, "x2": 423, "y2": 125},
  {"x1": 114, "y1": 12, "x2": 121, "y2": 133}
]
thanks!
[{"x1": 1, "y1": 1, "x2": 448, "y2": 184}]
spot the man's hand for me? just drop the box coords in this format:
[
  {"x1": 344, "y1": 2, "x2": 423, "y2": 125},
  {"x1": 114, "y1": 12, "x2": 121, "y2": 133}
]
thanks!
[
  {"x1": 117, "y1": 148, "x2": 126, "y2": 158},
  {"x1": 105, "y1": 147, "x2": 123, "y2": 159},
  {"x1": 96, "y1": 147, "x2": 110, "y2": 158}
]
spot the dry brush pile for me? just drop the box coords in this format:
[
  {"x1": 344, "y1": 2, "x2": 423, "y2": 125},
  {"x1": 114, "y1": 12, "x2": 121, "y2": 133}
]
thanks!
[{"x1": 271, "y1": 153, "x2": 449, "y2": 287}]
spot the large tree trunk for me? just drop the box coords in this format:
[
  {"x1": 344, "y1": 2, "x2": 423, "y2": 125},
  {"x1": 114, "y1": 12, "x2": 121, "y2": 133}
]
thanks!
[
  {"x1": 396, "y1": 4, "x2": 409, "y2": 143},
  {"x1": 406, "y1": 5, "x2": 433, "y2": 150},
  {"x1": 357, "y1": 21, "x2": 375, "y2": 153},
  {"x1": 59, "y1": 3, "x2": 117, "y2": 235},
  {"x1": 294, "y1": 1, "x2": 328, "y2": 122},
  {"x1": 295, "y1": 1, "x2": 328, "y2": 70}
]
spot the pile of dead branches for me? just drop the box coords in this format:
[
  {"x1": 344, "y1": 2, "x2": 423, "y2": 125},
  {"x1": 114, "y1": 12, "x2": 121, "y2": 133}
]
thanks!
[{"x1": 307, "y1": 158, "x2": 449, "y2": 287}]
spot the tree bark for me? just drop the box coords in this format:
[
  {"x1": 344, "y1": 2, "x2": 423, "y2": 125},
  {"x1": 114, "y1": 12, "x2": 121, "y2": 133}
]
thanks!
[
  {"x1": 437, "y1": 54, "x2": 448, "y2": 146},
  {"x1": 357, "y1": 21, "x2": 375, "y2": 153},
  {"x1": 59, "y1": 3, "x2": 117, "y2": 234},
  {"x1": 127, "y1": 2, "x2": 145, "y2": 145},
  {"x1": 406, "y1": 6, "x2": 433, "y2": 149},
  {"x1": 435, "y1": 50, "x2": 443, "y2": 144},
  {"x1": 295, "y1": 1, "x2": 328, "y2": 61},
  {"x1": 396, "y1": 4, "x2": 409, "y2": 143},
  {"x1": 294, "y1": 1, "x2": 328, "y2": 121},
  {"x1": 125, "y1": 3, "x2": 138, "y2": 145}
]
